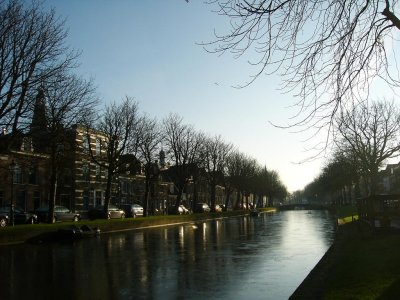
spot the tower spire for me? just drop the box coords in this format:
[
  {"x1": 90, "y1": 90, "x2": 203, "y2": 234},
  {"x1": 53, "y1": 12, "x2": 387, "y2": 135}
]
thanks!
[{"x1": 30, "y1": 86, "x2": 48, "y2": 152}]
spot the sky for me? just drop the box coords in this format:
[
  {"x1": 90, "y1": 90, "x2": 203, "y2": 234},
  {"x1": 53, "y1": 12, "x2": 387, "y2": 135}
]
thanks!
[{"x1": 39, "y1": 0, "x2": 340, "y2": 192}]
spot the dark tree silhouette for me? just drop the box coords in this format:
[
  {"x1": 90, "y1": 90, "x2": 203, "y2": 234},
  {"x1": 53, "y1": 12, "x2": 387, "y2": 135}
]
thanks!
[
  {"x1": 201, "y1": 135, "x2": 232, "y2": 211},
  {"x1": 30, "y1": 88, "x2": 48, "y2": 153},
  {"x1": 162, "y1": 114, "x2": 204, "y2": 212},
  {"x1": 40, "y1": 73, "x2": 96, "y2": 223},
  {"x1": 0, "y1": 0, "x2": 79, "y2": 138},
  {"x1": 303, "y1": 150, "x2": 359, "y2": 205},
  {"x1": 137, "y1": 115, "x2": 162, "y2": 216},
  {"x1": 86, "y1": 97, "x2": 140, "y2": 216}
]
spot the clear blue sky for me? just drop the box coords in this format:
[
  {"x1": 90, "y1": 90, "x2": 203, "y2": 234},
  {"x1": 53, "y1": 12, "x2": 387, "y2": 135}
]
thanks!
[{"x1": 42, "y1": 0, "x2": 329, "y2": 192}]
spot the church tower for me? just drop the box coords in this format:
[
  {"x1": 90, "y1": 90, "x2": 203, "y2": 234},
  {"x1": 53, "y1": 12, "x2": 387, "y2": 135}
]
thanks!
[
  {"x1": 30, "y1": 87, "x2": 48, "y2": 152},
  {"x1": 159, "y1": 149, "x2": 166, "y2": 168}
]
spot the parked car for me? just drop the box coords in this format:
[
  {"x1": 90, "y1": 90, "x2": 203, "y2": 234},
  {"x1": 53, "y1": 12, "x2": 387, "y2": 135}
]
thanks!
[
  {"x1": 238, "y1": 203, "x2": 248, "y2": 210},
  {"x1": 0, "y1": 212, "x2": 9, "y2": 227},
  {"x1": 167, "y1": 205, "x2": 190, "y2": 215},
  {"x1": 178, "y1": 205, "x2": 191, "y2": 214},
  {"x1": 214, "y1": 204, "x2": 223, "y2": 212},
  {"x1": 35, "y1": 206, "x2": 80, "y2": 223},
  {"x1": 88, "y1": 204, "x2": 125, "y2": 220},
  {"x1": 219, "y1": 204, "x2": 227, "y2": 211},
  {"x1": 0, "y1": 206, "x2": 38, "y2": 224},
  {"x1": 119, "y1": 204, "x2": 143, "y2": 218},
  {"x1": 194, "y1": 203, "x2": 211, "y2": 213}
]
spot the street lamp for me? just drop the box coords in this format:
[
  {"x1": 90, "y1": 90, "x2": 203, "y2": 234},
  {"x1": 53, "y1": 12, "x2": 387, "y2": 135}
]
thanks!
[{"x1": 9, "y1": 160, "x2": 15, "y2": 226}]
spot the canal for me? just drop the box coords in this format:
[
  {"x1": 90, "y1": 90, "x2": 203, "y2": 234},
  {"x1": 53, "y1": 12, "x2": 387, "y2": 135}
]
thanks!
[{"x1": 0, "y1": 210, "x2": 336, "y2": 299}]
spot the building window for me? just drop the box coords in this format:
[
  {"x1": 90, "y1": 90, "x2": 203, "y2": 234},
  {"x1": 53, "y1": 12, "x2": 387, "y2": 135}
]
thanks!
[
  {"x1": 33, "y1": 191, "x2": 41, "y2": 209},
  {"x1": 82, "y1": 136, "x2": 89, "y2": 151},
  {"x1": 21, "y1": 137, "x2": 33, "y2": 152},
  {"x1": 83, "y1": 190, "x2": 89, "y2": 210},
  {"x1": 122, "y1": 181, "x2": 128, "y2": 194},
  {"x1": 95, "y1": 190, "x2": 103, "y2": 207},
  {"x1": 96, "y1": 138, "x2": 101, "y2": 156},
  {"x1": 16, "y1": 190, "x2": 26, "y2": 209},
  {"x1": 29, "y1": 165, "x2": 37, "y2": 184},
  {"x1": 63, "y1": 168, "x2": 72, "y2": 186},
  {"x1": 13, "y1": 164, "x2": 23, "y2": 184},
  {"x1": 95, "y1": 165, "x2": 101, "y2": 180},
  {"x1": 82, "y1": 163, "x2": 90, "y2": 182}
]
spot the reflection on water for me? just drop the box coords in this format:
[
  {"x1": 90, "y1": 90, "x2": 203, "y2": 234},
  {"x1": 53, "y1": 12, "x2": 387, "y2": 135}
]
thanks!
[{"x1": 0, "y1": 210, "x2": 336, "y2": 300}]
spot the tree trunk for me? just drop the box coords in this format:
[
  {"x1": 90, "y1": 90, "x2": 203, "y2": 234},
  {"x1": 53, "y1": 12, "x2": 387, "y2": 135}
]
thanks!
[
  {"x1": 369, "y1": 166, "x2": 379, "y2": 196},
  {"x1": 104, "y1": 170, "x2": 113, "y2": 216},
  {"x1": 235, "y1": 190, "x2": 241, "y2": 209},
  {"x1": 192, "y1": 178, "x2": 198, "y2": 212},
  {"x1": 48, "y1": 169, "x2": 57, "y2": 223},
  {"x1": 224, "y1": 189, "x2": 231, "y2": 211},
  {"x1": 48, "y1": 148, "x2": 57, "y2": 223},
  {"x1": 173, "y1": 181, "x2": 185, "y2": 214},
  {"x1": 174, "y1": 191, "x2": 182, "y2": 213},
  {"x1": 210, "y1": 180, "x2": 216, "y2": 212},
  {"x1": 144, "y1": 174, "x2": 150, "y2": 217}
]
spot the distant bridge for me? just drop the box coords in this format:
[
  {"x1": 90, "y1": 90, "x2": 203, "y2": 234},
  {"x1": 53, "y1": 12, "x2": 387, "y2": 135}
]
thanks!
[{"x1": 278, "y1": 203, "x2": 331, "y2": 211}]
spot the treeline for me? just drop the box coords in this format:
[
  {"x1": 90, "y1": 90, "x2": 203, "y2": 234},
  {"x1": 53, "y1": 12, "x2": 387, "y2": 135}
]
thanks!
[
  {"x1": 296, "y1": 100, "x2": 400, "y2": 205},
  {"x1": 75, "y1": 98, "x2": 288, "y2": 216}
]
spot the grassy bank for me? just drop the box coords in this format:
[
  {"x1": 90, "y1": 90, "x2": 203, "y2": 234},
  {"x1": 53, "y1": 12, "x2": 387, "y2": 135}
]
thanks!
[
  {"x1": 0, "y1": 209, "x2": 274, "y2": 245},
  {"x1": 291, "y1": 206, "x2": 400, "y2": 299}
]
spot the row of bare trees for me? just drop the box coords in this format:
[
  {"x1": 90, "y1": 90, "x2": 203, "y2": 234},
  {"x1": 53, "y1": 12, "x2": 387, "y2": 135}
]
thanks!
[
  {"x1": 84, "y1": 100, "x2": 288, "y2": 216},
  {"x1": 301, "y1": 100, "x2": 400, "y2": 204},
  {"x1": 224, "y1": 150, "x2": 287, "y2": 209}
]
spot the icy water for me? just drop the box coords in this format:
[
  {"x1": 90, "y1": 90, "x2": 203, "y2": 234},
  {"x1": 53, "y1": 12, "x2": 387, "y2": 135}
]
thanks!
[{"x1": 0, "y1": 210, "x2": 336, "y2": 300}]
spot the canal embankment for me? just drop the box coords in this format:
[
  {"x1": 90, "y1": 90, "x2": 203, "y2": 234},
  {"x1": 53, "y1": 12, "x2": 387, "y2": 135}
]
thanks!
[
  {"x1": 290, "y1": 214, "x2": 400, "y2": 299},
  {"x1": 0, "y1": 208, "x2": 274, "y2": 245}
]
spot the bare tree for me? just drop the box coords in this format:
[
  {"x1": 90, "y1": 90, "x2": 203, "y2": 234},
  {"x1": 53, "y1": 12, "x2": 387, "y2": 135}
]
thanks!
[
  {"x1": 335, "y1": 100, "x2": 400, "y2": 195},
  {"x1": 162, "y1": 114, "x2": 204, "y2": 212},
  {"x1": 261, "y1": 169, "x2": 287, "y2": 206},
  {"x1": 201, "y1": 135, "x2": 232, "y2": 211},
  {"x1": 0, "y1": 0, "x2": 78, "y2": 138},
  {"x1": 322, "y1": 150, "x2": 359, "y2": 204},
  {"x1": 204, "y1": 1, "x2": 400, "y2": 130},
  {"x1": 240, "y1": 155, "x2": 258, "y2": 209},
  {"x1": 225, "y1": 150, "x2": 257, "y2": 209},
  {"x1": 39, "y1": 73, "x2": 97, "y2": 223},
  {"x1": 86, "y1": 97, "x2": 140, "y2": 215},
  {"x1": 253, "y1": 166, "x2": 271, "y2": 207},
  {"x1": 137, "y1": 115, "x2": 162, "y2": 217},
  {"x1": 222, "y1": 149, "x2": 240, "y2": 209}
]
